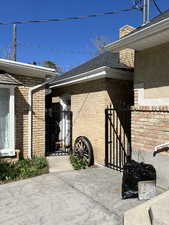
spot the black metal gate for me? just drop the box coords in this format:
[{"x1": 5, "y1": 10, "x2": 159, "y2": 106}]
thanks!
[{"x1": 105, "y1": 105, "x2": 131, "y2": 171}]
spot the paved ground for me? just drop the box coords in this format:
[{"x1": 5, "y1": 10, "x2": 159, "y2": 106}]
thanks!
[
  {"x1": 0, "y1": 168, "x2": 143, "y2": 225},
  {"x1": 47, "y1": 156, "x2": 73, "y2": 173}
]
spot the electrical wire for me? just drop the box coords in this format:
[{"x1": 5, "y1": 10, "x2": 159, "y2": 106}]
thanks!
[
  {"x1": 17, "y1": 42, "x2": 93, "y2": 55},
  {"x1": 152, "y1": 0, "x2": 162, "y2": 14},
  {"x1": 0, "y1": 7, "x2": 138, "y2": 25}
]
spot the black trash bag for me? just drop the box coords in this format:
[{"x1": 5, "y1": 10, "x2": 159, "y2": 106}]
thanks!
[{"x1": 122, "y1": 160, "x2": 156, "y2": 200}]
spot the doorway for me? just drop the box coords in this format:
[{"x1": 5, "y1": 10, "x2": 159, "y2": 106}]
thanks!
[{"x1": 46, "y1": 95, "x2": 72, "y2": 156}]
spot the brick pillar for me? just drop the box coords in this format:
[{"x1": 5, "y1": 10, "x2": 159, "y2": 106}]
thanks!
[{"x1": 119, "y1": 25, "x2": 135, "y2": 68}]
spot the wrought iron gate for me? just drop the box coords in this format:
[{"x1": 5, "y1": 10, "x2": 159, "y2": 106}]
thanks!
[{"x1": 105, "y1": 105, "x2": 131, "y2": 171}]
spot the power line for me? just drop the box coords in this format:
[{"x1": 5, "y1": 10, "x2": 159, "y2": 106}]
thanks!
[
  {"x1": 0, "y1": 7, "x2": 138, "y2": 25},
  {"x1": 17, "y1": 42, "x2": 94, "y2": 55},
  {"x1": 152, "y1": 0, "x2": 162, "y2": 14}
]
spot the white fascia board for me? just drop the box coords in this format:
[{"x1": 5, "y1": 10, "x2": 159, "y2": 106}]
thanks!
[
  {"x1": 105, "y1": 16, "x2": 169, "y2": 52},
  {"x1": 0, "y1": 59, "x2": 58, "y2": 78},
  {"x1": 50, "y1": 66, "x2": 133, "y2": 88},
  {"x1": 0, "y1": 59, "x2": 55, "y2": 72}
]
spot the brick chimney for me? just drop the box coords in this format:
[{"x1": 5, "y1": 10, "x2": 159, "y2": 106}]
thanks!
[{"x1": 119, "y1": 25, "x2": 135, "y2": 68}]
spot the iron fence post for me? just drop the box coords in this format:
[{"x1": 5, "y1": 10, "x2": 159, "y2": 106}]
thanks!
[{"x1": 105, "y1": 108, "x2": 108, "y2": 166}]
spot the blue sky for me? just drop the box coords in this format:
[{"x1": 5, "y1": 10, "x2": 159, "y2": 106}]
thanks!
[{"x1": 0, "y1": 0, "x2": 168, "y2": 71}]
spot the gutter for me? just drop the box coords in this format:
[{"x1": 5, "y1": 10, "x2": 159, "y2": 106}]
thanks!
[
  {"x1": 0, "y1": 58, "x2": 56, "y2": 72},
  {"x1": 50, "y1": 66, "x2": 132, "y2": 89},
  {"x1": 0, "y1": 59, "x2": 58, "y2": 79},
  {"x1": 51, "y1": 71, "x2": 106, "y2": 88},
  {"x1": 50, "y1": 66, "x2": 107, "y2": 88},
  {"x1": 105, "y1": 15, "x2": 169, "y2": 51},
  {"x1": 28, "y1": 79, "x2": 53, "y2": 159}
]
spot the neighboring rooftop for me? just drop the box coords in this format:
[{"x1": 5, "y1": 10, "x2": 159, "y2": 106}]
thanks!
[
  {"x1": 0, "y1": 71, "x2": 22, "y2": 85},
  {"x1": 0, "y1": 58, "x2": 58, "y2": 78},
  {"x1": 50, "y1": 51, "x2": 131, "y2": 85}
]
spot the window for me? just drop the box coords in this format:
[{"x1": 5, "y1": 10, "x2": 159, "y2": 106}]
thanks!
[{"x1": 0, "y1": 86, "x2": 15, "y2": 156}]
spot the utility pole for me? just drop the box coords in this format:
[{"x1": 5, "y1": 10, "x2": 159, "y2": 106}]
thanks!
[
  {"x1": 143, "y1": 0, "x2": 150, "y2": 25},
  {"x1": 134, "y1": 0, "x2": 150, "y2": 25},
  {"x1": 12, "y1": 24, "x2": 17, "y2": 61}
]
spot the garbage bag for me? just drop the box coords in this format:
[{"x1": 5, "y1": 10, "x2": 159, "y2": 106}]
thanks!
[{"x1": 122, "y1": 160, "x2": 156, "y2": 199}]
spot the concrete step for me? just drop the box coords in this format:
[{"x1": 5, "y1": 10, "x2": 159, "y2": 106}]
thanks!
[
  {"x1": 124, "y1": 188, "x2": 167, "y2": 225},
  {"x1": 46, "y1": 155, "x2": 73, "y2": 173}
]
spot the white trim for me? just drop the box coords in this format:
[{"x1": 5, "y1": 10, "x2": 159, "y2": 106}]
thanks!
[
  {"x1": 135, "y1": 82, "x2": 169, "y2": 106},
  {"x1": 0, "y1": 59, "x2": 55, "y2": 72},
  {"x1": 0, "y1": 59, "x2": 59, "y2": 78},
  {"x1": 9, "y1": 87, "x2": 15, "y2": 156},
  {"x1": 105, "y1": 15, "x2": 169, "y2": 52},
  {"x1": 50, "y1": 66, "x2": 133, "y2": 88},
  {"x1": 51, "y1": 71, "x2": 106, "y2": 88},
  {"x1": 0, "y1": 85, "x2": 15, "y2": 157}
]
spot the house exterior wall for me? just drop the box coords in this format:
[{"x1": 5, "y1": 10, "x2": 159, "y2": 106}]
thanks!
[
  {"x1": 52, "y1": 78, "x2": 133, "y2": 165},
  {"x1": 135, "y1": 42, "x2": 169, "y2": 99},
  {"x1": 132, "y1": 42, "x2": 169, "y2": 188},
  {"x1": 14, "y1": 75, "x2": 45, "y2": 158}
]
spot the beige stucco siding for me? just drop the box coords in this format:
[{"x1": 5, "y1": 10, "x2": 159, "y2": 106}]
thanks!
[{"x1": 135, "y1": 42, "x2": 169, "y2": 99}]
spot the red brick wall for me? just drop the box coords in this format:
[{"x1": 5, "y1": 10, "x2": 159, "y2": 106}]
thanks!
[{"x1": 131, "y1": 104, "x2": 169, "y2": 155}]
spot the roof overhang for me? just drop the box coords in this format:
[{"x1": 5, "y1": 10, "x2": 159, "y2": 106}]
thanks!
[
  {"x1": 50, "y1": 66, "x2": 133, "y2": 89},
  {"x1": 0, "y1": 59, "x2": 58, "y2": 78},
  {"x1": 105, "y1": 16, "x2": 169, "y2": 52}
]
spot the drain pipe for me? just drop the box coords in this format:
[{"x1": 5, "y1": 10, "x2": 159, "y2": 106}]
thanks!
[
  {"x1": 153, "y1": 142, "x2": 169, "y2": 157},
  {"x1": 28, "y1": 79, "x2": 53, "y2": 159}
]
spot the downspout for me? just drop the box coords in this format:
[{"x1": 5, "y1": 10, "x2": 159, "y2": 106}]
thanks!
[{"x1": 28, "y1": 79, "x2": 52, "y2": 159}]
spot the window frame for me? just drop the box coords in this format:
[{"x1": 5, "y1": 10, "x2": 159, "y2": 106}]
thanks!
[{"x1": 0, "y1": 85, "x2": 15, "y2": 157}]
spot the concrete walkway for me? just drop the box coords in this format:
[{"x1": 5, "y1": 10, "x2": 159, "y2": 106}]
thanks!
[
  {"x1": 46, "y1": 155, "x2": 73, "y2": 173},
  {"x1": 0, "y1": 168, "x2": 143, "y2": 225}
]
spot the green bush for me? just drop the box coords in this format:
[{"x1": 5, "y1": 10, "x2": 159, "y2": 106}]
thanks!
[
  {"x1": 70, "y1": 154, "x2": 88, "y2": 170},
  {"x1": 0, "y1": 156, "x2": 48, "y2": 184},
  {"x1": 32, "y1": 156, "x2": 48, "y2": 169}
]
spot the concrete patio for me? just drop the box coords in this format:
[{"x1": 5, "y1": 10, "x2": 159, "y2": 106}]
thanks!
[{"x1": 0, "y1": 167, "x2": 144, "y2": 225}]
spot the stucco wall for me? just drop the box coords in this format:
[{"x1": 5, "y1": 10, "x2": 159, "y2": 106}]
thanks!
[
  {"x1": 135, "y1": 42, "x2": 169, "y2": 99},
  {"x1": 52, "y1": 78, "x2": 133, "y2": 165},
  {"x1": 132, "y1": 42, "x2": 169, "y2": 188}
]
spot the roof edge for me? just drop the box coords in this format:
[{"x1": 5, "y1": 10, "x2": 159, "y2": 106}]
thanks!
[
  {"x1": 0, "y1": 59, "x2": 59, "y2": 78},
  {"x1": 0, "y1": 58, "x2": 56, "y2": 72},
  {"x1": 50, "y1": 66, "x2": 133, "y2": 88},
  {"x1": 105, "y1": 15, "x2": 169, "y2": 52}
]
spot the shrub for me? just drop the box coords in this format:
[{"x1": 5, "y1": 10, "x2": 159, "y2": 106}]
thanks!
[
  {"x1": 32, "y1": 156, "x2": 48, "y2": 169},
  {"x1": 0, "y1": 156, "x2": 48, "y2": 184},
  {"x1": 70, "y1": 154, "x2": 88, "y2": 170}
]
